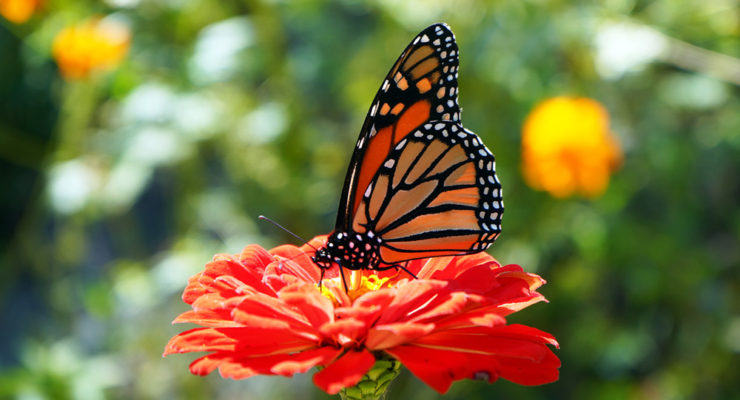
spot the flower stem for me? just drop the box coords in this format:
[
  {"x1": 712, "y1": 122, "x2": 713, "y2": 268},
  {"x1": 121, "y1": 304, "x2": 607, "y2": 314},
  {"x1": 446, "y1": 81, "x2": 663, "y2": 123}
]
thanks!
[{"x1": 339, "y1": 359, "x2": 401, "y2": 400}]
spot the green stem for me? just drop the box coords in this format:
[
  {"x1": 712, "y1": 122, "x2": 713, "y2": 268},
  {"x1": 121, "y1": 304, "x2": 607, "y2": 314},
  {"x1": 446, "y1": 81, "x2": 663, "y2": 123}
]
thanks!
[{"x1": 339, "y1": 359, "x2": 401, "y2": 400}]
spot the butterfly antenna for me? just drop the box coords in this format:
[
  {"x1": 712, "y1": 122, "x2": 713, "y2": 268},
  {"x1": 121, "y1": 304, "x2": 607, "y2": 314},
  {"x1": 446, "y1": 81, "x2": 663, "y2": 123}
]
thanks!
[{"x1": 258, "y1": 215, "x2": 318, "y2": 251}]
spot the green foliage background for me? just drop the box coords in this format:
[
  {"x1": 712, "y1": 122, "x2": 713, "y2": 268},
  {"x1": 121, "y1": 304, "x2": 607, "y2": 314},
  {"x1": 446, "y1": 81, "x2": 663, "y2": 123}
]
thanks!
[{"x1": 1, "y1": 0, "x2": 738, "y2": 399}]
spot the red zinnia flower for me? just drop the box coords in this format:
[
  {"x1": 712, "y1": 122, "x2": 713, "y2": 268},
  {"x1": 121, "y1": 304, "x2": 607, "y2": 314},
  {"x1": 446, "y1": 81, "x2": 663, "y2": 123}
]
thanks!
[{"x1": 164, "y1": 235, "x2": 560, "y2": 395}]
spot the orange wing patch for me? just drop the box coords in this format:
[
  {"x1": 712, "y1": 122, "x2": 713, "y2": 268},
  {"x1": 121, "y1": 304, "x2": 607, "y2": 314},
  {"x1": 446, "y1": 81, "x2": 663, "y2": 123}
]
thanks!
[
  {"x1": 352, "y1": 100, "x2": 431, "y2": 216},
  {"x1": 381, "y1": 210, "x2": 479, "y2": 241}
]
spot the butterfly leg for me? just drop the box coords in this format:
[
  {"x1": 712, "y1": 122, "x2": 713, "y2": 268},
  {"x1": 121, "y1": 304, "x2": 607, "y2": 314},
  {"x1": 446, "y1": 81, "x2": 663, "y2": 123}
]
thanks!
[
  {"x1": 397, "y1": 261, "x2": 418, "y2": 279},
  {"x1": 337, "y1": 263, "x2": 349, "y2": 292},
  {"x1": 373, "y1": 262, "x2": 417, "y2": 279},
  {"x1": 318, "y1": 267, "x2": 325, "y2": 290}
]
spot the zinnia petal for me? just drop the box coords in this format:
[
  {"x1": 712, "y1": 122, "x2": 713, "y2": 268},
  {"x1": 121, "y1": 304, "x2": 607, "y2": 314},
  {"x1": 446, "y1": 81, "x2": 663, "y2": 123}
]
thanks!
[{"x1": 312, "y1": 349, "x2": 376, "y2": 394}]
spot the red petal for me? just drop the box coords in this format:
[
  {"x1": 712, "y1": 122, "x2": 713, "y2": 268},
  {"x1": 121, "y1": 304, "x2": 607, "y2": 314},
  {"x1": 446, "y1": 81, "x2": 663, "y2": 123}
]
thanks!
[
  {"x1": 313, "y1": 349, "x2": 376, "y2": 394},
  {"x1": 412, "y1": 327, "x2": 555, "y2": 360},
  {"x1": 268, "y1": 246, "x2": 321, "y2": 282},
  {"x1": 376, "y1": 280, "x2": 446, "y2": 324},
  {"x1": 366, "y1": 322, "x2": 435, "y2": 349},
  {"x1": 164, "y1": 328, "x2": 236, "y2": 356},
  {"x1": 319, "y1": 319, "x2": 367, "y2": 346},
  {"x1": 231, "y1": 293, "x2": 315, "y2": 330},
  {"x1": 237, "y1": 244, "x2": 275, "y2": 267},
  {"x1": 223, "y1": 347, "x2": 341, "y2": 378},
  {"x1": 432, "y1": 304, "x2": 507, "y2": 330},
  {"x1": 446, "y1": 264, "x2": 501, "y2": 293},
  {"x1": 405, "y1": 291, "x2": 468, "y2": 323},
  {"x1": 337, "y1": 290, "x2": 395, "y2": 325},
  {"x1": 385, "y1": 345, "x2": 467, "y2": 393},
  {"x1": 269, "y1": 346, "x2": 343, "y2": 376},
  {"x1": 417, "y1": 252, "x2": 500, "y2": 281},
  {"x1": 385, "y1": 325, "x2": 560, "y2": 392},
  {"x1": 495, "y1": 349, "x2": 561, "y2": 385},
  {"x1": 164, "y1": 326, "x2": 320, "y2": 358},
  {"x1": 278, "y1": 284, "x2": 334, "y2": 328},
  {"x1": 190, "y1": 354, "x2": 228, "y2": 376},
  {"x1": 190, "y1": 347, "x2": 342, "y2": 379},
  {"x1": 189, "y1": 347, "x2": 342, "y2": 380},
  {"x1": 172, "y1": 310, "x2": 240, "y2": 327}
]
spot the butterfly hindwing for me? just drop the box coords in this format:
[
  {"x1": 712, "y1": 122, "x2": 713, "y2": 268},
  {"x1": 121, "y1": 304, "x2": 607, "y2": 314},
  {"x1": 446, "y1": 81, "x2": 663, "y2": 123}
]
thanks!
[
  {"x1": 336, "y1": 23, "x2": 462, "y2": 231},
  {"x1": 351, "y1": 121, "x2": 503, "y2": 264}
]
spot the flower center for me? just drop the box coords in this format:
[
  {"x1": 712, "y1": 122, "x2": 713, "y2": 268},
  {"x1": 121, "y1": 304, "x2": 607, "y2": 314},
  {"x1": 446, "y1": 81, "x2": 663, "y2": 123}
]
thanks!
[{"x1": 318, "y1": 271, "x2": 393, "y2": 304}]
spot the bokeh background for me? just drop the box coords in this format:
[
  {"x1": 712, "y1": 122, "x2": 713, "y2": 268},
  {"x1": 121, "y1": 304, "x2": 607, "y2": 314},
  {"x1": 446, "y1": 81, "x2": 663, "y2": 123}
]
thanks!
[{"x1": 1, "y1": 0, "x2": 739, "y2": 399}]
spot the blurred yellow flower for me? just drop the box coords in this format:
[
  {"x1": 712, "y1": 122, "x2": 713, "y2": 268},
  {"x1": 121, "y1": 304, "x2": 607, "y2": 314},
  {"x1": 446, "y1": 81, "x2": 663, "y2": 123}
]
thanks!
[
  {"x1": 52, "y1": 18, "x2": 130, "y2": 80},
  {"x1": 522, "y1": 97, "x2": 622, "y2": 198},
  {"x1": 0, "y1": 0, "x2": 41, "y2": 23}
]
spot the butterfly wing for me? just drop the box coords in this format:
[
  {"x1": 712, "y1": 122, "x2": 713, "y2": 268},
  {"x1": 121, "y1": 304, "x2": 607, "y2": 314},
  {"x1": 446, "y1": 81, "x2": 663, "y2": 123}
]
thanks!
[
  {"x1": 336, "y1": 23, "x2": 462, "y2": 231},
  {"x1": 351, "y1": 121, "x2": 503, "y2": 263}
]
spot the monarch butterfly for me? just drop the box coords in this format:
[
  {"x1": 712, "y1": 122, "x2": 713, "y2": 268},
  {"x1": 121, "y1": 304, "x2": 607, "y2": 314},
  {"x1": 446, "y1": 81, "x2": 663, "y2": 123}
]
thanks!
[{"x1": 312, "y1": 23, "x2": 503, "y2": 289}]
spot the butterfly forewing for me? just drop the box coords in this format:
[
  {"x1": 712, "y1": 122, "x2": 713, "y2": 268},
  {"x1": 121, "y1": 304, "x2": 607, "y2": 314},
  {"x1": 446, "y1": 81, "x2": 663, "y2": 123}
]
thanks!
[
  {"x1": 336, "y1": 23, "x2": 462, "y2": 231},
  {"x1": 351, "y1": 121, "x2": 503, "y2": 264}
]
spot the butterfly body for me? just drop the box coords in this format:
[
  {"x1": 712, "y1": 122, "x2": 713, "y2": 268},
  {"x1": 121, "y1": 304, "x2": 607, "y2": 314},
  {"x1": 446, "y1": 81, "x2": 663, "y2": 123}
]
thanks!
[
  {"x1": 313, "y1": 231, "x2": 383, "y2": 272},
  {"x1": 311, "y1": 24, "x2": 503, "y2": 285}
]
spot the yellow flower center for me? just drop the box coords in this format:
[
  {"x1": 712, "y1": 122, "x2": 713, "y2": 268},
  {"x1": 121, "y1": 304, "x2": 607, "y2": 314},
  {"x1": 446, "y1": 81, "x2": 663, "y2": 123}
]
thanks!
[{"x1": 318, "y1": 271, "x2": 393, "y2": 304}]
